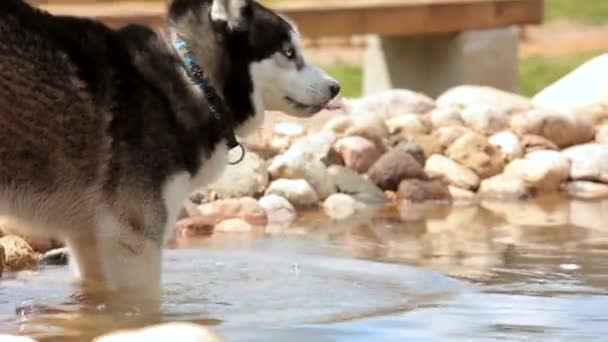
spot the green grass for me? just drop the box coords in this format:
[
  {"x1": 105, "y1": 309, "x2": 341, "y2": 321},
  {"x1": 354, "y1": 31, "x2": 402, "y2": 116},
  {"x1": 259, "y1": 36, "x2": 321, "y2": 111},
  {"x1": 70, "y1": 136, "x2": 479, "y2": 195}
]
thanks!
[
  {"x1": 545, "y1": 0, "x2": 608, "y2": 24},
  {"x1": 322, "y1": 50, "x2": 599, "y2": 99},
  {"x1": 325, "y1": 64, "x2": 363, "y2": 98},
  {"x1": 518, "y1": 51, "x2": 599, "y2": 97}
]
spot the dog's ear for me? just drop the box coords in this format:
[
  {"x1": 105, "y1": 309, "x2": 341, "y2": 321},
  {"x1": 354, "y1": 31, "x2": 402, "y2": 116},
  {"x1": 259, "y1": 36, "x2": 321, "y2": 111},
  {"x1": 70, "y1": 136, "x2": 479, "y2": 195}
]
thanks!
[{"x1": 211, "y1": 0, "x2": 253, "y2": 30}]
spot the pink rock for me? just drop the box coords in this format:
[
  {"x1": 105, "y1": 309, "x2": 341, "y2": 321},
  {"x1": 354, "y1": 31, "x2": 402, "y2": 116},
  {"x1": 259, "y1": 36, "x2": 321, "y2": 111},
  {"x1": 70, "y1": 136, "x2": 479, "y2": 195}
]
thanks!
[
  {"x1": 259, "y1": 195, "x2": 297, "y2": 227},
  {"x1": 334, "y1": 136, "x2": 383, "y2": 174},
  {"x1": 197, "y1": 197, "x2": 267, "y2": 226}
]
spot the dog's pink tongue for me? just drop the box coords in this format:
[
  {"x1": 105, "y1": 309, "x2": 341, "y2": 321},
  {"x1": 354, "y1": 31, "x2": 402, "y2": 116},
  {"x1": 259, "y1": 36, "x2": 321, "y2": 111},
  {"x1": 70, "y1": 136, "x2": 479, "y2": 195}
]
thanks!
[{"x1": 323, "y1": 98, "x2": 342, "y2": 111}]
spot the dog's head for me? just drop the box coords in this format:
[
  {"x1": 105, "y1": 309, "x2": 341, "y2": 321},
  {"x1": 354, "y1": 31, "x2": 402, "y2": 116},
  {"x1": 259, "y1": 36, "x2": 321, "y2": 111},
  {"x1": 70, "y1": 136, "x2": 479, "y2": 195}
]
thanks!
[{"x1": 168, "y1": 0, "x2": 340, "y2": 135}]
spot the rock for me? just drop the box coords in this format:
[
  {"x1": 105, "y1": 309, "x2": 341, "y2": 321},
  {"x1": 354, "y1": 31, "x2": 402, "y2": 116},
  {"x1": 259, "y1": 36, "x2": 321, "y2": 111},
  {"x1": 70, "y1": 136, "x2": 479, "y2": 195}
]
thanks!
[
  {"x1": 265, "y1": 179, "x2": 319, "y2": 208},
  {"x1": 562, "y1": 143, "x2": 608, "y2": 183},
  {"x1": 566, "y1": 181, "x2": 608, "y2": 199},
  {"x1": 0, "y1": 336, "x2": 38, "y2": 342},
  {"x1": 521, "y1": 134, "x2": 559, "y2": 153},
  {"x1": 204, "y1": 152, "x2": 269, "y2": 199},
  {"x1": 429, "y1": 105, "x2": 463, "y2": 128},
  {"x1": 215, "y1": 219, "x2": 253, "y2": 233},
  {"x1": 321, "y1": 146, "x2": 345, "y2": 167},
  {"x1": 433, "y1": 126, "x2": 471, "y2": 151},
  {"x1": 268, "y1": 122, "x2": 307, "y2": 153},
  {"x1": 386, "y1": 114, "x2": 431, "y2": 138},
  {"x1": 425, "y1": 154, "x2": 480, "y2": 191},
  {"x1": 533, "y1": 54, "x2": 608, "y2": 112},
  {"x1": 575, "y1": 103, "x2": 608, "y2": 126},
  {"x1": 396, "y1": 179, "x2": 452, "y2": 203},
  {"x1": 328, "y1": 166, "x2": 386, "y2": 204},
  {"x1": 322, "y1": 194, "x2": 366, "y2": 220},
  {"x1": 478, "y1": 174, "x2": 533, "y2": 200},
  {"x1": 410, "y1": 134, "x2": 442, "y2": 157},
  {"x1": 334, "y1": 136, "x2": 383, "y2": 173},
  {"x1": 449, "y1": 186, "x2": 478, "y2": 204},
  {"x1": 175, "y1": 217, "x2": 214, "y2": 238},
  {"x1": 367, "y1": 149, "x2": 427, "y2": 191},
  {"x1": 596, "y1": 124, "x2": 608, "y2": 144},
  {"x1": 445, "y1": 132, "x2": 506, "y2": 179},
  {"x1": 0, "y1": 217, "x2": 61, "y2": 253},
  {"x1": 510, "y1": 109, "x2": 594, "y2": 148},
  {"x1": 344, "y1": 110, "x2": 390, "y2": 144},
  {"x1": 267, "y1": 131, "x2": 337, "y2": 199},
  {"x1": 460, "y1": 104, "x2": 508, "y2": 135},
  {"x1": 391, "y1": 139, "x2": 426, "y2": 166},
  {"x1": 488, "y1": 130, "x2": 524, "y2": 161},
  {"x1": 0, "y1": 236, "x2": 37, "y2": 271},
  {"x1": 526, "y1": 150, "x2": 571, "y2": 179},
  {"x1": 437, "y1": 85, "x2": 532, "y2": 113},
  {"x1": 198, "y1": 197, "x2": 267, "y2": 226},
  {"x1": 342, "y1": 89, "x2": 435, "y2": 118},
  {"x1": 0, "y1": 245, "x2": 4, "y2": 276},
  {"x1": 258, "y1": 195, "x2": 296, "y2": 227},
  {"x1": 94, "y1": 322, "x2": 222, "y2": 342},
  {"x1": 39, "y1": 247, "x2": 69, "y2": 266},
  {"x1": 504, "y1": 158, "x2": 566, "y2": 192},
  {"x1": 274, "y1": 121, "x2": 305, "y2": 137}
]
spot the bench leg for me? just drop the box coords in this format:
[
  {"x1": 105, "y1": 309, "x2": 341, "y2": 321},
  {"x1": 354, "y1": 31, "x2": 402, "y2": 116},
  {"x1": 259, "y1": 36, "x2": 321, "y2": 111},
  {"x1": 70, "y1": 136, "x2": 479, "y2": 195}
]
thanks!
[{"x1": 363, "y1": 26, "x2": 519, "y2": 98}]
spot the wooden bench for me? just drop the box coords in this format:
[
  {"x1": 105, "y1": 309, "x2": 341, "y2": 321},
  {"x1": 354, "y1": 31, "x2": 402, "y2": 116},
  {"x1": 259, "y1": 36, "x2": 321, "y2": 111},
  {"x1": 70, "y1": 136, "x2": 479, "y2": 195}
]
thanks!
[{"x1": 38, "y1": 0, "x2": 544, "y2": 97}]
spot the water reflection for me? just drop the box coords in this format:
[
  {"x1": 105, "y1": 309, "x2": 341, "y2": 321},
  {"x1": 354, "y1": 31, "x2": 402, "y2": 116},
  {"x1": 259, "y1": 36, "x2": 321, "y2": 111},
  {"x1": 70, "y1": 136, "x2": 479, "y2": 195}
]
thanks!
[{"x1": 4, "y1": 195, "x2": 608, "y2": 341}]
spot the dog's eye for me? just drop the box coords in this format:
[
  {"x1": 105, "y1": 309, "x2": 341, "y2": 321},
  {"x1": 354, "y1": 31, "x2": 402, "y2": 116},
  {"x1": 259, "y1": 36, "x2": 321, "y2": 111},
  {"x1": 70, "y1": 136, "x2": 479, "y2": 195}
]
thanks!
[{"x1": 283, "y1": 47, "x2": 296, "y2": 60}]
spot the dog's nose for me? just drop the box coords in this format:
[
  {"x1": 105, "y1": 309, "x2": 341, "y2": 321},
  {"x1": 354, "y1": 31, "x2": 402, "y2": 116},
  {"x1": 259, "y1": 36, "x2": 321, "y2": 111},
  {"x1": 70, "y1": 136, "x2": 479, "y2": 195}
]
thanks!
[{"x1": 329, "y1": 83, "x2": 341, "y2": 98}]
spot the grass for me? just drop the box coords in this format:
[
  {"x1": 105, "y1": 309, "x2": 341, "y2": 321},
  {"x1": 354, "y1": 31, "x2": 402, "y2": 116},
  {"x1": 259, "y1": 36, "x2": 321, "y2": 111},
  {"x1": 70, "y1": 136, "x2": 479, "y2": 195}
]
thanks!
[
  {"x1": 322, "y1": 50, "x2": 600, "y2": 99},
  {"x1": 545, "y1": 0, "x2": 608, "y2": 24},
  {"x1": 518, "y1": 51, "x2": 600, "y2": 97},
  {"x1": 325, "y1": 64, "x2": 363, "y2": 98}
]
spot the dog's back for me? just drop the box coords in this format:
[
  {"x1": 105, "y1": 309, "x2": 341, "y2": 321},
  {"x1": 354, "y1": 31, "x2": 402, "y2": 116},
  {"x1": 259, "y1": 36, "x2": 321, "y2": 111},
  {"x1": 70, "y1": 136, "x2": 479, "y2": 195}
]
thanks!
[{"x1": 0, "y1": 1, "x2": 111, "y2": 229}]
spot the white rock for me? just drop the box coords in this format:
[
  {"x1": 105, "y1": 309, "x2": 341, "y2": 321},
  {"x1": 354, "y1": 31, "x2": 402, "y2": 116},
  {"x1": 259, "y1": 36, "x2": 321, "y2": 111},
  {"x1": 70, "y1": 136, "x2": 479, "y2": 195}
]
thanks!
[
  {"x1": 596, "y1": 124, "x2": 608, "y2": 144},
  {"x1": 345, "y1": 109, "x2": 390, "y2": 142},
  {"x1": 204, "y1": 152, "x2": 268, "y2": 199},
  {"x1": 259, "y1": 195, "x2": 297, "y2": 227},
  {"x1": 460, "y1": 104, "x2": 508, "y2": 135},
  {"x1": 567, "y1": 181, "x2": 608, "y2": 199},
  {"x1": 327, "y1": 166, "x2": 386, "y2": 204},
  {"x1": 424, "y1": 154, "x2": 480, "y2": 191},
  {"x1": 533, "y1": 54, "x2": 608, "y2": 112},
  {"x1": 386, "y1": 114, "x2": 431, "y2": 136},
  {"x1": 562, "y1": 143, "x2": 608, "y2": 183},
  {"x1": 449, "y1": 186, "x2": 478, "y2": 204},
  {"x1": 342, "y1": 89, "x2": 435, "y2": 118},
  {"x1": 489, "y1": 130, "x2": 524, "y2": 161},
  {"x1": 267, "y1": 132, "x2": 337, "y2": 199},
  {"x1": 478, "y1": 174, "x2": 532, "y2": 200},
  {"x1": 429, "y1": 105, "x2": 463, "y2": 128},
  {"x1": 94, "y1": 322, "x2": 222, "y2": 342},
  {"x1": 0, "y1": 336, "x2": 38, "y2": 342},
  {"x1": 434, "y1": 126, "x2": 472, "y2": 151},
  {"x1": 504, "y1": 151, "x2": 570, "y2": 191},
  {"x1": 273, "y1": 121, "x2": 305, "y2": 137},
  {"x1": 215, "y1": 219, "x2": 253, "y2": 233},
  {"x1": 437, "y1": 85, "x2": 532, "y2": 113},
  {"x1": 265, "y1": 179, "x2": 319, "y2": 208},
  {"x1": 323, "y1": 193, "x2": 366, "y2": 220}
]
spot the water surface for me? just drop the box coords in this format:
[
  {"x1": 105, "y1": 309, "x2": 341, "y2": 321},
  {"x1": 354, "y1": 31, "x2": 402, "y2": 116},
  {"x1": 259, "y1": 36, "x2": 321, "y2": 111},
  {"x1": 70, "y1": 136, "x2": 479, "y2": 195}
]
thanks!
[{"x1": 3, "y1": 195, "x2": 608, "y2": 341}]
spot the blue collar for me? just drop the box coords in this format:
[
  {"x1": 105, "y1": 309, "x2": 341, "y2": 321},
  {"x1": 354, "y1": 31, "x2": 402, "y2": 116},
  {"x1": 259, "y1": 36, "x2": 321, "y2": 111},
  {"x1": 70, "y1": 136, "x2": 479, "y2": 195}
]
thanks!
[
  {"x1": 174, "y1": 38, "x2": 210, "y2": 88},
  {"x1": 173, "y1": 38, "x2": 243, "y2": 160}
]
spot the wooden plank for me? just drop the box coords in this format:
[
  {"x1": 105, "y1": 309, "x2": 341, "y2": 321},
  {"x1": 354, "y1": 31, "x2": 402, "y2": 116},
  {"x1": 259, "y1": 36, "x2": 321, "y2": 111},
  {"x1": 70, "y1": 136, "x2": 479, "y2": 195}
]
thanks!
[{"x1": 38, "y1": 0, "x2": 543, "y2": 36}]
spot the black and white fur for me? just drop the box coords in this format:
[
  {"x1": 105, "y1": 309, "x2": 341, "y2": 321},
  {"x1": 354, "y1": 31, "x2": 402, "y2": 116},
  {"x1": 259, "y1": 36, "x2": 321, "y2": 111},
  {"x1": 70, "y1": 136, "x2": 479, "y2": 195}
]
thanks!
[{"x1": 0, "y1": 0, "x2": 339, "y2": 308}]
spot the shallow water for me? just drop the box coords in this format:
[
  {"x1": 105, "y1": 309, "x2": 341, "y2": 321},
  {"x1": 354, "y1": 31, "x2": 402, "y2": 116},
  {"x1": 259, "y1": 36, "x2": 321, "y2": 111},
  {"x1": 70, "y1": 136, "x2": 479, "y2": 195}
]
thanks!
[{"x1": 3, "y1": 194, "x2": 608, "y2": 341}]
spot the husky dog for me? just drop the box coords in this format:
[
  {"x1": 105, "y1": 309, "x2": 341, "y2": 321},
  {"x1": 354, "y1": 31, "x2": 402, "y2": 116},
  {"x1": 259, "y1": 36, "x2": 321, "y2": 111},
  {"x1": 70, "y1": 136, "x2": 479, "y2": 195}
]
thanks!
[{"x1": 0, "y1": 0, "x2": 340, "y2": 307}]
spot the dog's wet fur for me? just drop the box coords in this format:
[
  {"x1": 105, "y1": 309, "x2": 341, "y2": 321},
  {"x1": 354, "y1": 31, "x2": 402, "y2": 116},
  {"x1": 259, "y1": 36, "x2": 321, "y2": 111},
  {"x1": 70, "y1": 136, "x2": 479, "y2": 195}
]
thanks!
[{"x1": 0, "y1": 0, "x2": 339, "y2": 307}]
